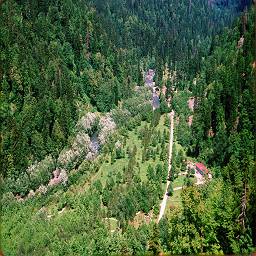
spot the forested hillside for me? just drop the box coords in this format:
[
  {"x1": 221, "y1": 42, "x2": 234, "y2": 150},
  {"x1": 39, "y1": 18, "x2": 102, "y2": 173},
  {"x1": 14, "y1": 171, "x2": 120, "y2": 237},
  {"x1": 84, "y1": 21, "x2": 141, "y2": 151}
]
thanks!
[
  {"x1": 1, "y1": 0, "x2": 255, "y2": 255},
  {"x1": 1, "y1": 0, "x2": 242, "y2": 180},
  {"x1": 165, "y1": 6, "x2": 256, "y2": 253}
]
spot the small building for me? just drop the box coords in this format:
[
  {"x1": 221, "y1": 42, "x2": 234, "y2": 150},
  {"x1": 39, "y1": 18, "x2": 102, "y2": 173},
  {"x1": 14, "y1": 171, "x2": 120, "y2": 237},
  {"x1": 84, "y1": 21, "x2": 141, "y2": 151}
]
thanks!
[{"x1": 195, "y1": 162, "x2": 209, "y2": 176}]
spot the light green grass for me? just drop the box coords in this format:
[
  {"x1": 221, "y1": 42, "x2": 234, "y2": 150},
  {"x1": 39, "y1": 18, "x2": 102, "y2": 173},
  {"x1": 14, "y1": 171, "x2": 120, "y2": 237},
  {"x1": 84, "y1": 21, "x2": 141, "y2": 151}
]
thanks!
[
  {"x1": 66, "y1": 115, "x2": 168, "y2": 197},
  {"x1": 98, "y1": 158, "x2": 128, "y2": 186},
  {"x1": 29, "y1": 115, "x2": 170, "y2": 220},
  {"x1": 165, "y1": 174, "x2": 203, "y2": 211},
  {"x1": 99, "y1": 116, "x2": 168, "y2": 184},
  {"x1": 167, "y1": 189, "x2": 182, "y2": 209},
  {"x1": 103, "y1": 217, "x2": 119, "y2": 231},
  {"x1": 172, "y1": 175, "x2": 185, "y2": 188}
]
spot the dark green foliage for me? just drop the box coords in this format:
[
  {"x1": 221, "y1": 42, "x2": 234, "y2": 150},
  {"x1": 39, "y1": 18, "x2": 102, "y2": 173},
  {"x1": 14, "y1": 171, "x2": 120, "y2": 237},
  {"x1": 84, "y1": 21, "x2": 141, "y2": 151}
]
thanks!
[
  {"x1": 162, "y1": 162, "x2": 168, "y2": 183},
  {"x1": 167, "y1": 183, "x2": 173, "y2": 196},
  {"x1": 1, "y1": 0, "x2": 243, "y2": 179},
  {"x1": 0, "y1": 0, "x2": 144, "y2": 179},
  {"x1": 160, "y1": 94, "x2": 170, "y2": 114},
  {"x1": 1, "y1": 0, "x2": 255, "y2": 255},
  {"x1": 115, "y1": 147, "x2": 124, "y2": 159},
  {"x1": 155, "y1": 163, "x2": 163, "y2": 182},
  {"x1": 148, "y1": 224, "x2": 161, "y2": 255},
  {"x1": 151, "y1": 109, "x2": 161, "y2": 127},
  {"x1": 187, "y1": 6, "x2": 256, "y2": 253},
  {"x1": 93, "y1": 180, "x2": 103, "y2": 194},
  {"x1": 146, "y1": 165, "x2": 155, "y2": 181}
]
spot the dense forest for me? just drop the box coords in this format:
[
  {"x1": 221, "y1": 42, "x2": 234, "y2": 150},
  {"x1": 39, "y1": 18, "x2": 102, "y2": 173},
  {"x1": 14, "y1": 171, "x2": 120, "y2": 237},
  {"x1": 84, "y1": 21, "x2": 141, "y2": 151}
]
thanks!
[
  {"x1": 0, "y1": 0, "x2": 244, "y2": 179},
  {"x1": 1, "y1": 0, "x2": 255, "y2": 255}
]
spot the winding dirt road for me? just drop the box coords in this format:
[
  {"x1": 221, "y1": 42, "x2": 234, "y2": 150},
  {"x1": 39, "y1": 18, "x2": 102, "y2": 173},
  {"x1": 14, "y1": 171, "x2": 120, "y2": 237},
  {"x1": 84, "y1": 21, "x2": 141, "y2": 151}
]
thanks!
[{"x1": 157, "y1": 110, "x2": 175, "y2": 223}]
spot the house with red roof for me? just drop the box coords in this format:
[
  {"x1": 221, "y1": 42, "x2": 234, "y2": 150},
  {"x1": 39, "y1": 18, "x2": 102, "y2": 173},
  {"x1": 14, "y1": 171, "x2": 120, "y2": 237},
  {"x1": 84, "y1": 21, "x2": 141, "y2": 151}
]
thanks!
[{"x1": 195, "y1": 162, "x2": 209, "y2": 176}]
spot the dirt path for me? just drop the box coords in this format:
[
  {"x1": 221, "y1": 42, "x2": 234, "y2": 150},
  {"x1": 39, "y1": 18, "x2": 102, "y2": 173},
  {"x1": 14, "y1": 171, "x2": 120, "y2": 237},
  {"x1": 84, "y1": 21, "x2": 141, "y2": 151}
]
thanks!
[{"x1": 157, "y1": 110, "x2": 175, "y2": 223}]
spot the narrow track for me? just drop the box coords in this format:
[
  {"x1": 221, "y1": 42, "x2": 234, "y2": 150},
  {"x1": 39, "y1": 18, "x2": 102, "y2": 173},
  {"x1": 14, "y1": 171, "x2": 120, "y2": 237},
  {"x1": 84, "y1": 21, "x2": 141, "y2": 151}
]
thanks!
[{"x1": 157, "y1": 110, "x2": 175, "y2": 223}]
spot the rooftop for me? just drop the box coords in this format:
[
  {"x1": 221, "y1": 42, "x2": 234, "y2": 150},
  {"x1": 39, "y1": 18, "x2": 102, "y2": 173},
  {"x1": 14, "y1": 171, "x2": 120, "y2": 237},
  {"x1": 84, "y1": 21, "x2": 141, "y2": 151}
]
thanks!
[{"x1": 195, "y1": 162, "x2": 209, "y2": 174}]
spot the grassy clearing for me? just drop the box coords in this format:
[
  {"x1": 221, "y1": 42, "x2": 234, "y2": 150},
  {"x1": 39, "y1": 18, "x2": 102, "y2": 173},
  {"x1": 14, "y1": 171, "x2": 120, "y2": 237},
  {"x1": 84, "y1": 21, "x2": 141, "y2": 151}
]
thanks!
[
  {"x1": 167, "y1": 189, "x2": 182, "y2": 209},
  {"x1": 173, "y1": 175, "x2": 185, "y2": 188},
  {"x1": 19, "y1": 115, "x2": 170, "y2": 222},
  {"x1": 30, "y1": 113, "x2": 198, "y2": 227},
  {"x1": 165, "y1": 174, "x2": 203, "y2": 212},
  {"x1": 173, "y1": 141, "x2": 183, "y2": 151},
  {"x1": 97, "y1": 115, "x2": 168, "y2": 184}
]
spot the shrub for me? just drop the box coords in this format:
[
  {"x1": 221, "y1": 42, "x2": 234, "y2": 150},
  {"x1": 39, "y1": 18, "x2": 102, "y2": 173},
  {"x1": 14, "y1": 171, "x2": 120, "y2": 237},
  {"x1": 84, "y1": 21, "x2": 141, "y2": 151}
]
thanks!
[
  {"x1": 167, "y1": 183, "x2": 173, "y2": 196},
  {"x1": 5, "y1": 155, "x2": 55, "y2": 195},
  {"x1": 28, "y1": 156, "x2": 55, "y2": 190},
  {"x1": 110, "y1": 108, "x2": 132, "y2": 128}
]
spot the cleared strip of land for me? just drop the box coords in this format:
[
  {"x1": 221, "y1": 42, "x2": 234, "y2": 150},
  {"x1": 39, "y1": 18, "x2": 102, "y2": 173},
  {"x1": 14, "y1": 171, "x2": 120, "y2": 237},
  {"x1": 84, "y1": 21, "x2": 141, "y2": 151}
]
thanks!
[{"x1": 157, "y1": 110, "x2": 175, "y2": 223}]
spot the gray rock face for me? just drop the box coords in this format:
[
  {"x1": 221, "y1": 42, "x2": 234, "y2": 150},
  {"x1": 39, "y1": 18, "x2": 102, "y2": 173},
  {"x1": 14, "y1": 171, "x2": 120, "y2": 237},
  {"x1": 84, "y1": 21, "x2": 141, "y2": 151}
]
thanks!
[{"x1": 152, "y1": 93, "x2": 160, "y2": 110}]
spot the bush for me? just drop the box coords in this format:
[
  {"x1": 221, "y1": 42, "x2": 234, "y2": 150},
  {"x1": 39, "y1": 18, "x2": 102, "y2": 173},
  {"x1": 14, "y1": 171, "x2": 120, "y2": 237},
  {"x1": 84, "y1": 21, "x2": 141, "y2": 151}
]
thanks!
[
  {"x1": 167, "y1": 183, "x2": 173, "y2": 196},
  {"x1": 14, "y1": 172, "x2": 30, "y2": 196},
  {"x1": 28, "y1": 156, "x2": 55, "y2": 190},
  {"x1": 110, "y1": 108, "x2": 132, "y2": 128},
  {"x1": 1, "y1": 192, "x2": 16, "y2": 212},
  {"x1": 140, "y1": 103, "x2": 153, "y2": 122}
]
